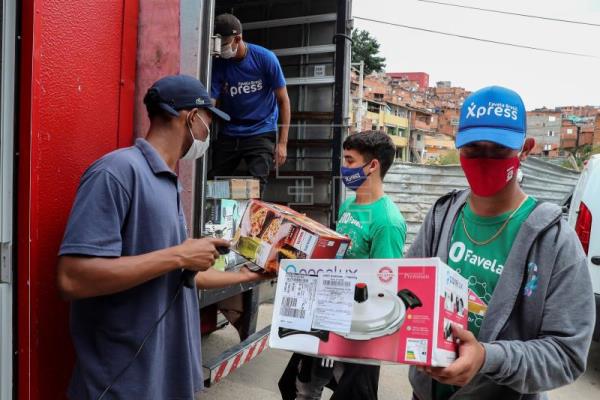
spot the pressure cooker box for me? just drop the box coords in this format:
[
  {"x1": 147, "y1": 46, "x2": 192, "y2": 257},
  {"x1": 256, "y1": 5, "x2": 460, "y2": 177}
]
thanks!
[
  {"x1": 231, "y1": 200, "x2": 351, "y2": 274},
  {"x1": 269, "y1": 258, "x2": 468, "y2": 367}
]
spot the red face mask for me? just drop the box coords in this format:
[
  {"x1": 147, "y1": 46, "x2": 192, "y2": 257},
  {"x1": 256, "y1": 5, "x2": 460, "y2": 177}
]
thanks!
[{"x1": 460, "y1": 155, "x2": 520, "y2": 197}]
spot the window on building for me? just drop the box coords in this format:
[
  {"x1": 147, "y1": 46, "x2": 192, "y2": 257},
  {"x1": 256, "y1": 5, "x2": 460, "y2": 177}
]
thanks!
[
  {"x1": 567, "y1": 128, "x2": 573, "y2": 134},
  {"x1": 374, "y1": 93, "x2": 384, "y2": 101},
  {"x1": 417, "y1": 134, "x2": 422, "y2": 141},
  {"x1": 544, "y1": 144, "x2": 552, "y2": 151},
  {"x1": 549, "y1": 116, "x2": 556, "y2": 122},
  {"x1": 367, "y1": 102, "x2": 380, "y2": 113},
  {"x1": 547, "y1": 131, "x2": 555, "y2": 137}
]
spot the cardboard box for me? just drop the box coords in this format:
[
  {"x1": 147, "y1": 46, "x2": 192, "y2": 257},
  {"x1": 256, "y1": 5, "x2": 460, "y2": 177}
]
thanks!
[
  {"x1": 207, "y1": 179, "x2": 260, "y2": 199},
  {"x1": 231, "y1": 200, "x2": 351, "y2": 273},
  {"x1": 269, "y1": 258, "x2": 468, "y2": 367}
]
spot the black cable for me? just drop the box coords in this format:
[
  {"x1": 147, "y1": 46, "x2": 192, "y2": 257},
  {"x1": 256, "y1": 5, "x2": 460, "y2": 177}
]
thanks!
[
  {"x1": 417, "y1": 0, "x2": 600, "y2": 27},
  {"x1": 96, "y1": 280, "x2": 185, "y2": 400},
  {"x1": 353, "y1": 16, "x2": 599, "y2": 58}
]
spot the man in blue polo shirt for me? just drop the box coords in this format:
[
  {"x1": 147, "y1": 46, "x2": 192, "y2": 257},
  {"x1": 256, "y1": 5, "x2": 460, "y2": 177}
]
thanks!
[
  {"x1": 209, "y1": 13, "x2": 291, "y2": 190},
  {"x1": 57, "y1": 75, "x2": 269, "y2": 400}
]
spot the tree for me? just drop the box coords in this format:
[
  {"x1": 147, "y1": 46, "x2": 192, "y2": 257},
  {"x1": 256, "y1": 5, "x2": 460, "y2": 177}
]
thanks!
[{"x1": 351, "y1": 29, "x2": 386, "y2": 75}]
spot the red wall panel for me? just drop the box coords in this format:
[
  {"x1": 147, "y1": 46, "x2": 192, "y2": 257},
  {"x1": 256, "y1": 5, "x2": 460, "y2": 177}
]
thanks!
[
  {"x1": 17, "y1": 0, "x2": 138, "y2": 398},
  {"x1": 133, "y1": 0, "x2": 181, "y2": 139}
]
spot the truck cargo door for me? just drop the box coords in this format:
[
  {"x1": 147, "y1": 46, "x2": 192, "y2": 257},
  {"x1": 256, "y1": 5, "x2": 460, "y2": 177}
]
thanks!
[{"x1": 0, "y1": 0, "x2": 17, "y2": 398}]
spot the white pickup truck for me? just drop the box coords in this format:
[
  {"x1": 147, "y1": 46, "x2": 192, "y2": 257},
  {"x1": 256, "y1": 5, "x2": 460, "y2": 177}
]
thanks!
[{"x1": 568, "y1": 154, "x2": 600, "y2": 341}]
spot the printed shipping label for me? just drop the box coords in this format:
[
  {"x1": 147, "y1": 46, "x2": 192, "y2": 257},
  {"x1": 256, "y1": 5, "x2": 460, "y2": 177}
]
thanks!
[
  {"x1": 279, "y1": 272, "x2": 318, "y2": 331},
  {"x1": 312, "y1": 272, "x2": 357, "y2": 333}
]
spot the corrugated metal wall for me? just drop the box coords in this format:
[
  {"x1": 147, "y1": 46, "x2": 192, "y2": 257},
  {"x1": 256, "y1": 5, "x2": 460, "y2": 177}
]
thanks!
[{"x1": 384, "y1": 158, "x2": 580, "y2": 247}]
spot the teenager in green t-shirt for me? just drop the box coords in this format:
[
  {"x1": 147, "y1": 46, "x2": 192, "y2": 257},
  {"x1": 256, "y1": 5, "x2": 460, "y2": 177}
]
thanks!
[
  {"x1": 279, "y1": 131, "x2": 407, "y2": 400},
  {"x1": 407, "y1": 86, "x2": 594, "y2": 400}
]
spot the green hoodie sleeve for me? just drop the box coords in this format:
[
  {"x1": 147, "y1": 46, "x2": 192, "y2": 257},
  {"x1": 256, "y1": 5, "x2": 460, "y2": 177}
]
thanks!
[{"x1": 369, "y1": 223, "x2": 406, "y2": 259}]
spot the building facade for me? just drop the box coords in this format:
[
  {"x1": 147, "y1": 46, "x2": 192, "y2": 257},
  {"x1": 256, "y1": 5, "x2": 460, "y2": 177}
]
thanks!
[{"x1": 527, "y1": 110, "x2": 562, "y2": 157}]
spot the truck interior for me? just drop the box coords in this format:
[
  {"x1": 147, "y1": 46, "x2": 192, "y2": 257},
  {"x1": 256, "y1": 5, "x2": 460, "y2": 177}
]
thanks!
[{"x1": 197, "y1": 0, "x2": 351, "y2": 386}]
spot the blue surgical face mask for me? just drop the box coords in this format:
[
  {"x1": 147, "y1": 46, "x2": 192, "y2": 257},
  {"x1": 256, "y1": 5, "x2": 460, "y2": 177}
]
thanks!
[{"x1": 341, "y1": 161, "x2": 371, "y2": 191}]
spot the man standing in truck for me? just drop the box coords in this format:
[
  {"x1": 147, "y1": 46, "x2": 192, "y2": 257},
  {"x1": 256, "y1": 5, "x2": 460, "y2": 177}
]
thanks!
[{"x1": 209, "y1": 13, "x2": 291, "y2": 192}]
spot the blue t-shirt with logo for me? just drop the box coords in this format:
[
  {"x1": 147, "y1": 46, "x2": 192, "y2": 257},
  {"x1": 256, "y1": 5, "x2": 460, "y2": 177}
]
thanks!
[{"x1": 211, "y1": 43, "x2": 286, "y2": 137}]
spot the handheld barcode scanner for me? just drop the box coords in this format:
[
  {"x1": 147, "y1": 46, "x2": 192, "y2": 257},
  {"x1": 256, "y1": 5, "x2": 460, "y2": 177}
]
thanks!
[{"x1": 181, "y1": 245, "x2": 231, "y2": 288}]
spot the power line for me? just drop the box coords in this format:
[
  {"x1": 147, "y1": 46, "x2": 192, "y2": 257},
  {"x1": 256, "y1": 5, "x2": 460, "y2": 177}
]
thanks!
[
  {"x1": 353, "y1": 16, "x2": 599, "y2": 58},
  {"x1": 417, "y1": 0, "x2": 600, "y2": 27}
]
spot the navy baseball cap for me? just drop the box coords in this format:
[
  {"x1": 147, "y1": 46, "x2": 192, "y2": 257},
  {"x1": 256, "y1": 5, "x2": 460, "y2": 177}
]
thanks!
[
  {"x1": 214, "y1": 14, "x2": 242, "y2": 36},
  {"x1": 144, "y1": 74, "x2": 230, "y2": 121},
  {"x1": 456, "y1": 86, "x2": 526, "y2": 150}
]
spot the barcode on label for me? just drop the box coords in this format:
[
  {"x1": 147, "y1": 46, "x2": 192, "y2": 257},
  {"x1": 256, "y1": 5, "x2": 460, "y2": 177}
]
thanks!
[
  {"x1": 280, "y1": 296, "x2": 306, "y2": 319},
  {"x1": 282, "y1": 297, "x2": 298, "y2": 309},
  {"x1": 323, "y1": 279, "x2": 351, "y2": 287}
]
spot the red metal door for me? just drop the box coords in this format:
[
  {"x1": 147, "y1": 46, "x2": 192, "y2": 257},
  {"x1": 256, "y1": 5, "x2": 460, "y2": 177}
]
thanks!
[{"x1": 17, "y1": 1, "x2": 138, "y2": 398}]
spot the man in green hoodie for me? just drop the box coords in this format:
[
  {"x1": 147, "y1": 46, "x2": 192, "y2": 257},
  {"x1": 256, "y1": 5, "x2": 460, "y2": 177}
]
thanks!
[{"x1": 407, "y1": 86, "x2": 595, "y2": 400}]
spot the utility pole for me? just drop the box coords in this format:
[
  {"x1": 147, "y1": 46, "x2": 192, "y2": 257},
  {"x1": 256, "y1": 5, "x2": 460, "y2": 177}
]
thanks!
[
  {"x1": 357, "y1": 60, "x2": 364, "y2": 132},
  {"x1": 351, "y1": 61, "x2": 364, "y2": 133}
]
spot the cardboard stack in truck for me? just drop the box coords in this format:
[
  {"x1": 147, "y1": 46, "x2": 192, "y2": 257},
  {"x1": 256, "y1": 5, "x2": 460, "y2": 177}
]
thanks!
[
  {"x1": 232, "y1": 200, "x2": 351, "y2": 274},
  {"x1": 207, "y1": 178, "x2": 260, "y2": 199},
  {"x1": 269, "y1": 258, "x2": 468, "y2": 367}
]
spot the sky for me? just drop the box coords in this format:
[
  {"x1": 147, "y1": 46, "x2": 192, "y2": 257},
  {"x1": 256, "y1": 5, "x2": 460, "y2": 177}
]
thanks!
[{"x1": 352, "y1": 0, "x2": 600, "y2": 110}]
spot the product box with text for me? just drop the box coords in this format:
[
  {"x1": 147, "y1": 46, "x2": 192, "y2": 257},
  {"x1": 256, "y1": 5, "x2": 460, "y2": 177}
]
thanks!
[
  {"x1": 232, "y1": 200, "x2": 351, "y2": 274},
  {"x1": 204, "y1": 199, "x2": 250, "y2": 271},
  {"x1": 269, "y1": 258, "x2": 468, "y2": 367}
]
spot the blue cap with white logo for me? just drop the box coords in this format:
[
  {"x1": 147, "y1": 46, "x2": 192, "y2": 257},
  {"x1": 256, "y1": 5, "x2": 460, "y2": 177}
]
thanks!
[
  {"x1": 144, "y1": 74, "x2": 230, "y2": 121},
  {"x1": 456, "y1": 86, "x2": 526, "y2": 150}
]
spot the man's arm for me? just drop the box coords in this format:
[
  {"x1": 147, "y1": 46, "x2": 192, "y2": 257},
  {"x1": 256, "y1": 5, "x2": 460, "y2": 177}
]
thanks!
[
  {"x1": 425, "y1": 236, "x2": 595, "y2": 392},
  {"x1": 195, "y1": 265, "x2": 274, "y2": 289},
  {"x1": 57, "y1": 237, "x2": 229, "y2": 300},
  {"x1": 274, "y1": 86, "x2": 290, "y2": 167},
  {"x1": 477, "y1": 254, "x2": 595, "y2": 392}
]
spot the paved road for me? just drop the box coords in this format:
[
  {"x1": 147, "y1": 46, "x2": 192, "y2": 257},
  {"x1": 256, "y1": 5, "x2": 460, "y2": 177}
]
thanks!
[{"x1": 201, "y1": 304, "x2": 600, "y2": 399}]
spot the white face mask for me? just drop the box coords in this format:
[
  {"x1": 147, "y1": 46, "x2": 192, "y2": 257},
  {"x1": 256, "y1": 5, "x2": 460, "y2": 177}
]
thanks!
[
  {"x1": 181, "y1": 114, "x2": 210, "y2": 160},
  {"x1": 220, "y1": 42, "x2": 237, "y2": 59}
]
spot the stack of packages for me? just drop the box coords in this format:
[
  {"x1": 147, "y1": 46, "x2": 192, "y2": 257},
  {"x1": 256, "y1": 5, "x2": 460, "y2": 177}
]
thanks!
[
  {"x1": 214, "y1": 192, "x2": 469, "y2": 367},
  {"x1": 204, "y1": 179, "x2": 261, "y2": 270}
]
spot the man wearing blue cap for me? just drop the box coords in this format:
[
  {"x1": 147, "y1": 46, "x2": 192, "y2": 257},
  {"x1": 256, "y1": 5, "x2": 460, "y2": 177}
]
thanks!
[
  {"x1": 57, "y1": 75, "x2": 270, "y2": 400},
  {"x1": 209, "y1": 13, "x2": 290, "y2": 190},
  {"x1": 407, "y1": 86, "x2": 594, "y2": 400}
]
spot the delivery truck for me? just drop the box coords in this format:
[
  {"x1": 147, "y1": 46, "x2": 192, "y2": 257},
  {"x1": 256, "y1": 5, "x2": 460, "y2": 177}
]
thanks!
[{"x1": 0, "y1": 0, "x2": 351, "y2": 398}]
